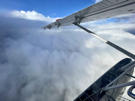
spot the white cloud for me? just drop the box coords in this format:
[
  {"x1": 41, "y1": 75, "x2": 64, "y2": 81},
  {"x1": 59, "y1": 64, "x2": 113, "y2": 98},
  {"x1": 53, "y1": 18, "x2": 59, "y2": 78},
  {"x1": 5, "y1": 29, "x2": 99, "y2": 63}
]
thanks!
[
  {"x1": 10, "y1": 10, "x2": 58, "y2": 22},
  {"x1": 0, "y1": 11, "x2": 135, "y2": 101},
  {"x1": 95, "y1": 0, "x2": 103, "y2": 3}
]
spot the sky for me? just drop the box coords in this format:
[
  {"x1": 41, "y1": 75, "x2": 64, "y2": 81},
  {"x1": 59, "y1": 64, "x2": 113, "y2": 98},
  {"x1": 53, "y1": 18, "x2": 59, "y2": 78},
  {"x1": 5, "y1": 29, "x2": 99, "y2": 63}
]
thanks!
[
  {"x1": 0, "y1": 0, "x2": 135, "y2": 101},
  {"x1": 0, "y1": 0, "x2": 97, "y2": 17}
]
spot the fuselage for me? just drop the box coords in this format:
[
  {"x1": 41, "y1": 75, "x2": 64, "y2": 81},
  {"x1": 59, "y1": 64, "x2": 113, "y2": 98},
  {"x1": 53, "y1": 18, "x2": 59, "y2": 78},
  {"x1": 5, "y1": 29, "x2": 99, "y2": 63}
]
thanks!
[{"x1": 74, "y1": 58, "x2": 134, "y2": 101}]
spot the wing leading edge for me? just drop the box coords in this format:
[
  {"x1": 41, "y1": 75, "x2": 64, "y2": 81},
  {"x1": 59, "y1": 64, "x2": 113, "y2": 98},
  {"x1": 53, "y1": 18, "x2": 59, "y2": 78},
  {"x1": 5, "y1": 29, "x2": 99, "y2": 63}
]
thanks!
[{"x1": 44, "y1": 0, "x2": 135, "y2": 29}]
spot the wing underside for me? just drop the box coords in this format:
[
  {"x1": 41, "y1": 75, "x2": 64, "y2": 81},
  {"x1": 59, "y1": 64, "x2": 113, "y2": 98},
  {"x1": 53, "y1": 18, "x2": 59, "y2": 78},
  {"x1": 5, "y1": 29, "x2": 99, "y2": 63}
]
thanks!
[{"x1": 44, "y1": 0, "x2": 135, "y2": 29}]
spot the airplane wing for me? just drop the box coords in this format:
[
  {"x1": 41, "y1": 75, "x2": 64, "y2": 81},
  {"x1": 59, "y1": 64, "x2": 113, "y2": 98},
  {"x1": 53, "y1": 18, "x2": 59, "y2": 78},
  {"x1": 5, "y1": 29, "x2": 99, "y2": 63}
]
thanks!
[{"x1": 44, "y1": 0, "x2": 135, "y2": 29}]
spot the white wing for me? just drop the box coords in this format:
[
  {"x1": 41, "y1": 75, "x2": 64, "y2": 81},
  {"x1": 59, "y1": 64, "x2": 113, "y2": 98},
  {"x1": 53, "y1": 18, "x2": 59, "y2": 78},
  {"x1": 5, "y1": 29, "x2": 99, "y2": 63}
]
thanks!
[{"x1": 44, "y1": 0, "x2": 135, "y2": 29}]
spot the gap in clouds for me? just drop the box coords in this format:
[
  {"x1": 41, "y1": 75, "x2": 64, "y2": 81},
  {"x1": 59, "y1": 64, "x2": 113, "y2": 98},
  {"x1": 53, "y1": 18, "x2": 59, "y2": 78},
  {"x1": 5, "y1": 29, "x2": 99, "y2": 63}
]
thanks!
[{"x1": 0, "y1": 10, "x2": 135, "y2": 101}]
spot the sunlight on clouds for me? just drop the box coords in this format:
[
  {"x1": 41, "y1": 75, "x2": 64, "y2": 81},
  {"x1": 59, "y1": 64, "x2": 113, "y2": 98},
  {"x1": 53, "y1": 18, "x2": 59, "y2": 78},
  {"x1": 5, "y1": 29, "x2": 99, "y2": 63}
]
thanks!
[{"x1": 11, "y1": 10, "x2": 57, "y2": 22}]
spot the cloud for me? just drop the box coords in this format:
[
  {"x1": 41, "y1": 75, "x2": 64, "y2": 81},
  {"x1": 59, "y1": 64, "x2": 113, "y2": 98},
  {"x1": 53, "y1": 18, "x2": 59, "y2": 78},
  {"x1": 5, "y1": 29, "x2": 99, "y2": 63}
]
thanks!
[
  {"x1": 95, "y1": 0, "x2": 103, "y2": 3},
  {"x1": 0, "y1": 10, "x2": 135, "y2": 101},
  {"x1": 10, "y1": 10, "x2": 58, "y2": 22}
]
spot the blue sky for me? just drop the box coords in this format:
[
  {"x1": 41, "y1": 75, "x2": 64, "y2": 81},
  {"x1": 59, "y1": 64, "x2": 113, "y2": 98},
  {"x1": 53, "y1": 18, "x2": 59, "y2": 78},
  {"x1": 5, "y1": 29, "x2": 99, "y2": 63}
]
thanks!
[{"x1": 0, "y1": 0, "x2": 96, "y2": 17}]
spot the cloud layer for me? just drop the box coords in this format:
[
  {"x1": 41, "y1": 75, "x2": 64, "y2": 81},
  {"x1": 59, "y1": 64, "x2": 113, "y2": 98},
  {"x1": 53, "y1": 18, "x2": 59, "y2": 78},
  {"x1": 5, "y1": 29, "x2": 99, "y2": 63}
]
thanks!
[
  {"x1": 0, "y1": 11, "x2": 135, "y2": 101},
  {"x1": 10, "y1": 10, "x2": 57, "y2": 22}
]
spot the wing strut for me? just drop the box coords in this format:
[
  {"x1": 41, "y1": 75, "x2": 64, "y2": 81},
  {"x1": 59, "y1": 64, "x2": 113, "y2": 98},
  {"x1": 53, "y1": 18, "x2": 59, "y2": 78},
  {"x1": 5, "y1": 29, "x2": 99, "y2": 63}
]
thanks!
[{"x1": 73, "y1": 23, "x2": 135, "y2": 60}]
